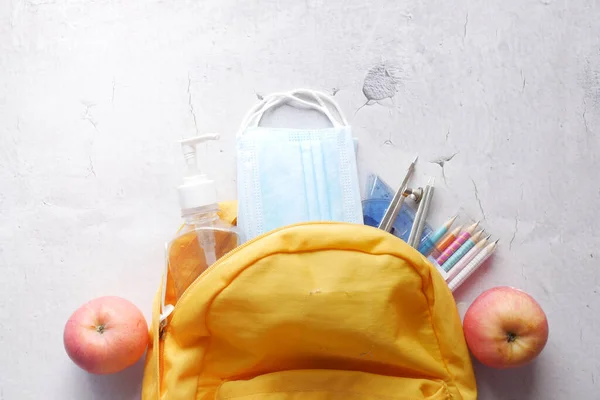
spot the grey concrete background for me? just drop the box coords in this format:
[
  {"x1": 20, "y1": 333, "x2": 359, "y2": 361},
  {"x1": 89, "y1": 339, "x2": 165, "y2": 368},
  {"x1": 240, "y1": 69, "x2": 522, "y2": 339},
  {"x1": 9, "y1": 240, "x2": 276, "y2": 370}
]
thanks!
[{"x1": 1, "y1": 0, "x2": 599, "y2": 398}]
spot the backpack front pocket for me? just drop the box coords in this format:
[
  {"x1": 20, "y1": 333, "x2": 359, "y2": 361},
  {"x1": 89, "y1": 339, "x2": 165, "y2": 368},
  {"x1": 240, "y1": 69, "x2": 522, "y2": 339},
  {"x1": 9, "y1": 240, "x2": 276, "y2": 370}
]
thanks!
[
  {"x1": 144, "y1": 223, "x2": 475, "y2": 399},
  {"x1": 216, "y1": 369, "x2": 450, "y2": 400}
]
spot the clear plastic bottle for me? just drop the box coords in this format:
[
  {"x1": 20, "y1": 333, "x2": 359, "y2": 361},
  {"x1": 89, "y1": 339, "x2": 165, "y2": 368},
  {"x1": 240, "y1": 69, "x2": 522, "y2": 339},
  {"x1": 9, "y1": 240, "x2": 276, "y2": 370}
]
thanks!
[
  {"x1": 167, "y1": 204, "x2": 241, "y2": 300},
  {"x1": 163, "y1": 135, "x2": 242, "y2": 308}
]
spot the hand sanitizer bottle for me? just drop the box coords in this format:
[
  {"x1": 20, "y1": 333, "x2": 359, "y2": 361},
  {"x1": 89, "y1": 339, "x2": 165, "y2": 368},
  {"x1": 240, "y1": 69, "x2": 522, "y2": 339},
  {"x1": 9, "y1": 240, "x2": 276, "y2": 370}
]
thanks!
[{"x1": 164, "y1": 134, "x2": 242, "y2": 306}]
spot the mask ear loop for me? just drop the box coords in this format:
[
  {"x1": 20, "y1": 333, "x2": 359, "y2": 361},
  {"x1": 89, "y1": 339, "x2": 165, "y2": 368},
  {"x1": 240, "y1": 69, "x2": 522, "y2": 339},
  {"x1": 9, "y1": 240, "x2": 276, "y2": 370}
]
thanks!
[
  {"x1": 244, "y1": 92, "x2": 336, "y2": 130},
  {"x1": 240, "y1": 90, "x2": 347, "y2": 131},
  {"x1": 237, "y1": 89, "x2": 348, "y2": 135},
  {"x1": 237, "y1": 92, "x2": 285, "y2": 135},
  {"x1": 241, "y1": 94, "x2": 288, "y2": 130},
  {"x1": 297, "y1": 89, "x2": 349, "y2": 127}
]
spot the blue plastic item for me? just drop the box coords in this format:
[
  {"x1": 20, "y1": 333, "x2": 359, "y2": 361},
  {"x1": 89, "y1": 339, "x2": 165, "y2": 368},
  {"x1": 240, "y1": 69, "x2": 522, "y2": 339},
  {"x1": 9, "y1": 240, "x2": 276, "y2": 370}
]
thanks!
[{"x1": 362, "y1": 174, "x2": 432, "y2": 243}]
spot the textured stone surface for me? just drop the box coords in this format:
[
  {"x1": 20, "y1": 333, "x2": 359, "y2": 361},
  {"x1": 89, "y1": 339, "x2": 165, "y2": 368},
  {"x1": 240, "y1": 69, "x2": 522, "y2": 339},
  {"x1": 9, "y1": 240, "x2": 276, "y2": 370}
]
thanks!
[{"x1": 1, "y1": 0, "x2": 599, "y2": 398}]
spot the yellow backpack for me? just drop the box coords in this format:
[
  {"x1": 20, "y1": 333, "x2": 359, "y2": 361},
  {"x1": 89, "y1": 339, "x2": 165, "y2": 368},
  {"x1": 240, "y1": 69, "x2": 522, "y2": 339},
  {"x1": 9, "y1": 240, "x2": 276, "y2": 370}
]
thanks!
[{"x1": 142, "y1": 203, "x2": 477, "y2": 399}]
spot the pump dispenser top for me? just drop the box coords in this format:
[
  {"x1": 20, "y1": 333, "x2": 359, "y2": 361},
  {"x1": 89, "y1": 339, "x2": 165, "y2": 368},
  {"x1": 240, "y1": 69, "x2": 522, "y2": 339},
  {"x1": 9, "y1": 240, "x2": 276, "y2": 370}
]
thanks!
[{"x1": 178, "y1": 134, "x2": 219, "y2": 213}]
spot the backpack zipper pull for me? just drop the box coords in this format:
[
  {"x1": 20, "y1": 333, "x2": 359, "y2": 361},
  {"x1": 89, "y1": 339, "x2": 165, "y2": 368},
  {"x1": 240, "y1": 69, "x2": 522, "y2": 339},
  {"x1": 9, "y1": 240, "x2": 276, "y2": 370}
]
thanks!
[{"x1": 159, "y1": 304, "x2": 174, "y2": 339}]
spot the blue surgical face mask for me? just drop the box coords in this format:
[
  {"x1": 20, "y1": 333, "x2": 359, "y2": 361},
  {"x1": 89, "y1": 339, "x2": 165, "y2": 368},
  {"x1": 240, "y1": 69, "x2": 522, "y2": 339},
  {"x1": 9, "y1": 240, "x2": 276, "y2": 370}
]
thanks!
[{"x1": 236, "y1": 89, "x2": 363, "y2": 241}]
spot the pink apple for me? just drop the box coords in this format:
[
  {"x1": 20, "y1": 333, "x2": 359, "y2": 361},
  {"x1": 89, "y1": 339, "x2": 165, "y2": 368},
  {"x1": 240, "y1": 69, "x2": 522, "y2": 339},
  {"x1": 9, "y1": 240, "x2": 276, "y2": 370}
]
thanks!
[
  {"x1": 463, "y1": 286, "x2": 548, "y2": 369},
  {"x1": 64, "y1": 296, "x2": 148, "y2": 374}
]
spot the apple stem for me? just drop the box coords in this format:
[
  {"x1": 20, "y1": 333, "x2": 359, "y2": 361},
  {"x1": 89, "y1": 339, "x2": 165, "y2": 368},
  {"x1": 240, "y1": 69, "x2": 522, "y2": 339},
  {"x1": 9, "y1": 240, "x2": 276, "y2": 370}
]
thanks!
[
  {"x1": 507, "y1": 332, "x2": 517, "y2": 343},
  {"x1": 96, "y1": 324, "x2": 106, "y2": 334}
]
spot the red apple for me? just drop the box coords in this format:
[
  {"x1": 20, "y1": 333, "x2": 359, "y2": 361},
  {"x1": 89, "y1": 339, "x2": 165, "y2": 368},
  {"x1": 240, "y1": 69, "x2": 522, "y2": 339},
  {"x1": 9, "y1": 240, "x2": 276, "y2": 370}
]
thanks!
[
  {"x1": 463, "y1": 286, "x2": 548, "y2": 369},
  {"x1": 64, "y1": 296, "x2": 148, "y2": 374}
]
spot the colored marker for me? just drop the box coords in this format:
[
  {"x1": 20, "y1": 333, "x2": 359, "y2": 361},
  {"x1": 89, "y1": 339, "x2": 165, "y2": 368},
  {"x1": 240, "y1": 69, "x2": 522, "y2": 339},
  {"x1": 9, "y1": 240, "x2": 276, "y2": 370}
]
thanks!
[
  {"x1": 436, "y1": 222, "x2": 479, "y2": 265},
  {"x1": 418, "y1": 215, "x2": 457, "y2": 256},
  {"x1": 445, "y1": 235, "x2": 491, "y2": 282},
  {"x1": 431, "y1": 225, "x2": 463, "y2": 258},
  {"x1": 449, "y1": 240, "x2": 499, "y2": 292},
  {"x1": 442, "y1": 230, "x2": 485, "y2": 272}
]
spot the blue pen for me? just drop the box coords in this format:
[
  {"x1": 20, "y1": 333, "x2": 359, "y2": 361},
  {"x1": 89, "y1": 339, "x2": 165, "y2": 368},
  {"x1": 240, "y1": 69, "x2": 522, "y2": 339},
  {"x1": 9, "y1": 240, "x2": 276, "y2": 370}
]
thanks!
[
  {"x1": 418, "y1": 215, "x2": 457, "y2": 256},
  {"x1": 442, "y1": 230, "x2": 485, "y2": 272}
]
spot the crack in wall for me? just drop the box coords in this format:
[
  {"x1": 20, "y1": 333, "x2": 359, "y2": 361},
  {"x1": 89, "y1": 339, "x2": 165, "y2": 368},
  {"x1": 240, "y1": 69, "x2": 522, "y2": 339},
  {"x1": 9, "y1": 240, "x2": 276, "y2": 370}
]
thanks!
[
  {"x1": 88, "y1": 156, "x2": 96, "y2": 177},
  {"x1": 111, "y1": 77, "x2": 116, "y2": 106},
  {"x1": 509, "y1": 213, "x2": 519, "y2": 250},
  {"x1": 187, "y1": 73, "x2": 199, "y2": 134},
  {"x1": 430, "y1": 152, "x2": 458, "y2": 184},
  {"x1": 82, "y1": 104, "x2": 98, "y2": 131},
  {"x1": 26, "y1": 0, "x2": 56, "y2": 7},
  {"x1": 583, "y1": 99, "x2": 590, "y2": 134},
  {"x1": 471, "y1": 178, "x2": 486, "y2": 220}
]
